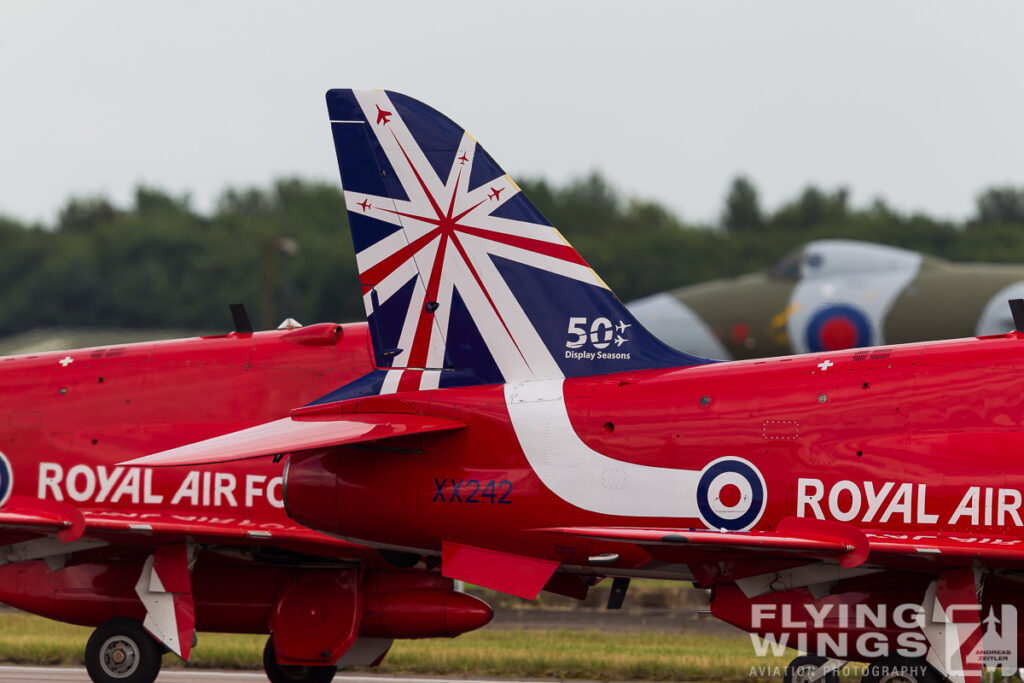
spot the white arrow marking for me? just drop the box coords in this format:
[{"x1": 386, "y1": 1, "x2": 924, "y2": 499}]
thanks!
[{"x1": 504, "y1": 378, "x2": 701, "y2": 518}]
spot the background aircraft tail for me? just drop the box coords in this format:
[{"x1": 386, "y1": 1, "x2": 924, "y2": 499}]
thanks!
[{"x1": 325, "y1": 89, "x2": 709, "y2": 393}]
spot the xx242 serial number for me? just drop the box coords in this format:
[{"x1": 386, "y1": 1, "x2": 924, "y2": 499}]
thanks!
[{"x1": 433, "y1": 478, "x2": 512, "y2": 504}]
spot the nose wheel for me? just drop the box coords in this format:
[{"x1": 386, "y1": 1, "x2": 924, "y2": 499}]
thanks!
[
  {"x1": 263, "y1": 637, "x2": 338, "y2": 683},
  {"x1": 85, "y1": 618, "x2": 162, "y2": 683}
]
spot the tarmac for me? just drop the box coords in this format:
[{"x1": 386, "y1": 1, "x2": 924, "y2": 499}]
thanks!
[
  {"x1": 0, "y1": 669, "x2": 559, "y2": 683},
  {"x1": 0, "y1": 608, "x2": 736, "y2": 682}
]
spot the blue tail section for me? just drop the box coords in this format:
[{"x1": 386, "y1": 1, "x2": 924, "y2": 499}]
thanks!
[{"x1": 325, "y1": 89, "x2": 710, "y2": 395}]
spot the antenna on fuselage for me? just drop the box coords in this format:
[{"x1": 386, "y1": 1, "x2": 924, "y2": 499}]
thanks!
[
  {"x1": 1009, "y1": 299, "x2": 1024, "y2": 333},
  {"x1": 229, "y1": 303, "x2": 254, "y2": 334}
]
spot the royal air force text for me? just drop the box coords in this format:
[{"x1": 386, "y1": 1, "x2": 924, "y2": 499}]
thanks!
[
  {"x1": 798, "y1": 478, "x2": 1024, "y2": 527},
  {"x1": 37, "y1": 463, "x2": 283, "y2": 508}
]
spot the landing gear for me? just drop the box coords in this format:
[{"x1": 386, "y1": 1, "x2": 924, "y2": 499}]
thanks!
[
  {"x1": 84, "y1": 618, "x2": 163, "y2": 683},
  {"x1": 860, "y1": 657, "x2": 939, "y2": 683},
  {"x1": 784, "y1": 655, "x2": 840, "y2": 683},
  {"x1": 263, "y1": 638, "x2": 338, "y2": 683}
]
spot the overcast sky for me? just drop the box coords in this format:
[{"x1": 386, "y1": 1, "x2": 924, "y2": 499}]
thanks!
[{"x1": 2, "y1": 1, "x2": 1023, "y2": 227}]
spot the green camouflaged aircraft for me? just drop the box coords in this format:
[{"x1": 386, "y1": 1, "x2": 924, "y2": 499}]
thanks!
[{"x1": 627, "y1": 239, "x2": 1024, "y2": 360}]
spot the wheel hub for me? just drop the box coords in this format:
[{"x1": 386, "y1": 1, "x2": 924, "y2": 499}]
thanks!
[{"x1": 99, "y1": 635, "x2": 140, "y2": 678}]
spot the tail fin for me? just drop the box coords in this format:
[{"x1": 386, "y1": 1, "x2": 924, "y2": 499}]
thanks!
[{"x1": 326, "y1": 89, "x2": 708, "y2": 392}]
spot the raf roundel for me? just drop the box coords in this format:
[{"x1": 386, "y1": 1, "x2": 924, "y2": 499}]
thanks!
[
  {"x1": 0, "y1": 451, "x2": 12, "y2": 509},
  {"x1": 805, "y1": 303, "x2": 873, "y2": 353},
  {"x1": 696, "y1": 456, "x2": 767, "y2": 531}
]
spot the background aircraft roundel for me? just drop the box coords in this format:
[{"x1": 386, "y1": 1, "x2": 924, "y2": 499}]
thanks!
[
  {"x1": 0, "y1": 451, "x2": 11, "y2": 508},
  {"x1": 804, "y1": 303, "x2": 873, "y2": 352},
  {"x1": 628, "y1": 239, "x2": 1024, "y2": 359}
]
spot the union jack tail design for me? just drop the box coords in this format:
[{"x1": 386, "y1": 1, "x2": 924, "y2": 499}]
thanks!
[{"x1": 324, "y1": 89, "x2": 708, "y2": 395}]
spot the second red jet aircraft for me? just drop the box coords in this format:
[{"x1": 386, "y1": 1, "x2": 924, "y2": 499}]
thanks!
[{"x1": 130, "y1": 90, "x2": 1024, "y2": 683}]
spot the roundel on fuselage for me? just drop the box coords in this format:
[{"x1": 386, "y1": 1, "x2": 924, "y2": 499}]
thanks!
[
  {"x1": 696, "y1": 456, "x2": 766, "y2": 531},
  {"x1": 0, "y1": 451, "x2": 12, "y2": 509},
  {"x1": 805, "y1": 303, "x2": 874, "y2": 352}
]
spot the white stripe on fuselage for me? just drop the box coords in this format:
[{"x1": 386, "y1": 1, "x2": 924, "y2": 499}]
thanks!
[{"x1": 504, "y1": 378, "x2": 701, "y2": 518}]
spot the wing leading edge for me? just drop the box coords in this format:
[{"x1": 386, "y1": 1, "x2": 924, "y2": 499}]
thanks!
[
  {"x1": 123, "y1": 412, "x2": 466, "y2": 467},
  {"x1": 538, "y1": 516, "x2": 1024, "y2": 570},
  {"x1": 537, "y1": 516, "x2": 870, "y2": 568}
]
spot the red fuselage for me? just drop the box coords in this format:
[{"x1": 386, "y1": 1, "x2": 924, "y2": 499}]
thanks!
[
  {"x1": 281, "y1": 332, "x2": 1024, "y2": 658},
  {"x1": 0, "y1": 323, "x2": 382, "y2": 631},
  {"x1": 291, "y1": 333, "x2": 1024, "y2": 556},
  {"x1": 1, "y1": 323, "x2": 372, "y2": 527}
]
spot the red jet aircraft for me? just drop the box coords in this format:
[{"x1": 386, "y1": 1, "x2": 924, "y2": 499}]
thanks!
[
  {"x1": 134, "y1": 90, "x2": 1023, "y2": 683},
  {"x1": 0, "y1": 314, "x2": 492, "y2": 683}
]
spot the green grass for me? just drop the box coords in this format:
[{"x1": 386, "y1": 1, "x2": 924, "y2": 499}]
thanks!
[
  {"x1": 383, "y1": 629, "x2": 815, "y2": 681},
  {"x1": 0, "y1": 611, "x2": 873, "y2": 681},
  {"x1": 0, "y1": 614, "x2": 263, "y2": 669}
]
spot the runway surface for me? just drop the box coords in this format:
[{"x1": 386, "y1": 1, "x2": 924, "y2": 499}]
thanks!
[
  {"x1": 0, "y1": 668, "x2": 265, "y2": 681},
  {"x1": 0, "y1": 668, "x2": 528, "y2": 683}
]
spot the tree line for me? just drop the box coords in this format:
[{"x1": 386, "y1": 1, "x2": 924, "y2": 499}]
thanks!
[{"x1": 1, "y1": 175, "x2": 1023, "y2": 337}]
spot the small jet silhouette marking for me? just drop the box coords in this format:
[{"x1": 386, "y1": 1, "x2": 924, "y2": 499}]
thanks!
[
  {"x1": 358, "y1": 199, "x2": 372, "y2": 212},
  {"x1": 615, "y1": 321, "x2": 632, "y2": 334},
  {"x1": 488, "y1": 187, "x2": 504, "y2": 201},
  {"x1": 458, "y1": 152, "x2": 469, "y2": 165},
  {"x1": 376, "y1": 105, "x2": 392, "y2": 125},
  {"x1": 614, "y1": 335, "x2": 628, "y2": 347}
]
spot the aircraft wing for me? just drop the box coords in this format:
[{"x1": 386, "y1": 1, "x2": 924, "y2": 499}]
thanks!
[
  {"x1": 0, "y1": 496, "x2": 86, "y2": 543},
  {"x1": 539, "y1": 517, "x2": 1024, "y2": 570},
  {"x1": 865, "y1": 533, "x2": 1024, "y2": 565},
  {"x1": 0, "y1": 493, "x2": 368, "y2": 562},
  {"x1": 124, "y1": 413, "x2": 466, "y2": 467},
  {"x1": 537, "y1": 516, "x2": 869, "y2": 568},
  {"x1": 77, "y1": 513, "x2": 366, "y2": 556}
]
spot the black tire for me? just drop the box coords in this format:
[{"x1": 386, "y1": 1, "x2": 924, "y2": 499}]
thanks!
[
  {"x1": 784, "y1": 655, "x2": 840, "y2": 683},
  {"x1": 861, "y1": 657, "x2": 939, "y2": 683},
  {"x1": 84, "y1": 618, "x2": 163, "y2": 683},
  {"x1": 263, "y1": 638, "x2": 338, "y2": 683}
]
